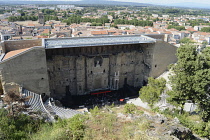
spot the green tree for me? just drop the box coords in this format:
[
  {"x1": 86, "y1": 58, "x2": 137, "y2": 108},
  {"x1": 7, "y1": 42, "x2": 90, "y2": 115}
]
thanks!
[
  {"x1": 168, "y1": 44, "x2": 197, "y2": 113},
  {"x1": 169, "y1": 44, "x2": 210, "y2": 121},
  {"x1": 63, "y1": 11, "x2": 67, "y2": 18},
  {"x1": 201, "y1": 27, "x2": 210, "y2": 32},
  {"x1": 167, "y1": 25, "x2": 185, "y2": 31},
  {"x1": 8, "y1": 16, "x2": 38, "y2": 22},
  {"x1": 0, "y1": 108, "x2": 44, "y2": 140},
  {"x1": 139, "y1": 77, "x2": 166, "y2": 108},
  {"x1": 180, "y1": 37, "x2": 194, "y2": 44},
  {"x1": 91, "y1": 22, "x2": 97, "y2": 26},
  {"x1": 202, "y1": 41, "x2": 208, "y2": 45}
]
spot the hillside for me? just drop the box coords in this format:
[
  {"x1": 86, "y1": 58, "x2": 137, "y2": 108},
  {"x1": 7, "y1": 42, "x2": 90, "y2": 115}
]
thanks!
[{"x1": 30, "y1": 104, "x2": 208, "y2": 140}]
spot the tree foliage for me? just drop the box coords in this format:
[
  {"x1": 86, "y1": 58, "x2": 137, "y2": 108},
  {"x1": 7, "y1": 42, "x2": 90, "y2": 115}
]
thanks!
[
  {"x1": 169, "y1": 44, "x2": 210, "y2": 121},
  {"x1": 180, "y1": 37, "x2": 194, "y2": 44},
  {"x1": 41, "y1": 9, "x2": 57, "y2": 15},
  {"x1": 187, "y1": 19, "x2": 208, "y2": 27},
  {"x1": 139, "y1": 77, "x2": 166, "y2": 108},
  {"x1": 114, "y1": 19, "x2": 153, "y2": 26},
  {"x1": 63, "y1": 15, "x2": 109, "y2": 25},
  {"x1": 44, "y1": 15, "x2": 59, "y2": 22},
  {"x1": 162, "y1": 9, "x2": 180, "y2": 14},
  {"x1": 167, "y1": 25, "x2": 185, "y2": 31},
  {"x1": 201, "y1": 27, "x2": 210, "y2": 32},
  {"x1": 8, "y1": 16, "x2": 38, "y2": 22},
  {"x1": 0, "y1": 108, "x2": 45, "y2": 140}
]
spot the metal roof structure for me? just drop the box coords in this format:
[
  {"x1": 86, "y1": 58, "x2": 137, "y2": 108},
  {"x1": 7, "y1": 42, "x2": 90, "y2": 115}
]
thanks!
[{"x1": 44, "y1": 35, "x2": 156, "y2": 49}]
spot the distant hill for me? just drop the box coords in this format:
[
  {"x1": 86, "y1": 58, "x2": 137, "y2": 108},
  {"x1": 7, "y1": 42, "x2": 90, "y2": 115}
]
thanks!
[
  {"x1": 0, "y1": 0, "x2": 153, "y2": 6},
  {"x1": 169, "y1": 2, "x2": 210, "y2": 9},
  {"x1": 0, "y1": 0, "x2": 209, "y2": 9},
  {"x1": 77, "y1": 0, "x2": 153, "y2": 6}
]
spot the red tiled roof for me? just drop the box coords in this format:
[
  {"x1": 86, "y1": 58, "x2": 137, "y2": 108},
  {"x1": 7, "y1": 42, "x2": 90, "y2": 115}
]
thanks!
[
  {"x1": 91, "y1": 30, "x2": 108, "y2": 35},
  {"x1": 28, "y1": 23, "x2": 35, "y2": 27},
  {"x1": 186, "y1": 28, "x2": 196, "y2": 32},
  {"x1": 3, "y1": 48, "x2": 31, "y2": 60},
  {"x1": 107, "y1": 30, "x2": 116, "y2": 33},
  {"x1": 197, "y1": 32, "x2": 210, "y2": 36},
  {"x1": 41, "y1": 29, "x2": 50, "y2": 34},
  {"x1": 37, "y1": 35, "x2": 48, "y2": 39}
]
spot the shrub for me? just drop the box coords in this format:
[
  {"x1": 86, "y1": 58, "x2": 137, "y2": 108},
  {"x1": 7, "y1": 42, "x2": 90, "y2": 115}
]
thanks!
[
  {"x1": 90, "y1": 106, "x2": 100, "y2": 116},
  {"x1": 152, "y1": 107, "x2": 160, "y2": 113},
  {"x1": 31, "y1": 114, "x2": 86, "y2": 140},
  {"x1": 124, "y1": 103, "x2": 137, "y2": 114},
  {"x1": 138, "y1": 120, "x2": 151, "y2": 132},
  {"x1": 67, "y1": 114, "x2": 86, "y2": 140},
  {"x1": 0, "y1": 108, "x2": 45, "y2": 140},
  {"x1": 137, "y1": 110, "x2": 144, "y2": 115}
]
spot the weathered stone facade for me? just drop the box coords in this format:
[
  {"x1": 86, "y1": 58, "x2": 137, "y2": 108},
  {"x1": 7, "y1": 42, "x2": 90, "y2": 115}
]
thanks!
[
  {"x1": 46, "y1": 43, "x2": 154, "y2": 99},
  {"x1": 0, "y1": 35, "x2": 177, "y2": 101},
  {"x1": 0, "y1": 47, "x2": 50, "y2": 95}
]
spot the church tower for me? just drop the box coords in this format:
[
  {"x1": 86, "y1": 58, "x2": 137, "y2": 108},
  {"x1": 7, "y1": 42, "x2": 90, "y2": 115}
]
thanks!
[{"x1": 38, "y1": 13, "x2": 45, "y2": 24}]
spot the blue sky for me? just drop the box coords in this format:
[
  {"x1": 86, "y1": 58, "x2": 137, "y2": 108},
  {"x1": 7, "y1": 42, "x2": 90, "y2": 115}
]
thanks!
[{"x1": 107, "y1": 0, "x2": 209, "y2": 5}]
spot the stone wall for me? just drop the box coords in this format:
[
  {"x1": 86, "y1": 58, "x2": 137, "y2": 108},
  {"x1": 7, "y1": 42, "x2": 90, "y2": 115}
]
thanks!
[
  {"x1": 0, "y1": 37, "x2": 177, "y2": 99},
  {"x1": 46, "y1": 43, "x2": 153, "y2": 99},
  {"x1": 0, "y1": 47, "x2": 50, "y2": 95},
  {"x1": 3, "y1": 39, "x2": 42, "y2": 53},
  {"x1": 150, "y1": 40, "x2": 177, "y2": 78}
]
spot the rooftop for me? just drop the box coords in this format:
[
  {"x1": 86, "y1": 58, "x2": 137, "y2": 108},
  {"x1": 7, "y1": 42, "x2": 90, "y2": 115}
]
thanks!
[
  {"x1": 3, "y1": 48, "x2": 31, "y2": 61},
  {"x1": 44, "y1": 35, "x2": 156, "y2": 49}
]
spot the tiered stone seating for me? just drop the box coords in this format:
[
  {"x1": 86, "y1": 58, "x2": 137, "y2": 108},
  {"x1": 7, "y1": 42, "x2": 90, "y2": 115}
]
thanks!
[
  {"x1": 23, "y1": 88, "x2": 82, "y2": 119},
  {"x1": 50, "y1": 106, "x2": 82, "y2": 119},
  {"x1": 23, "y1": 89, "x2": 47, "y2": 113}
]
